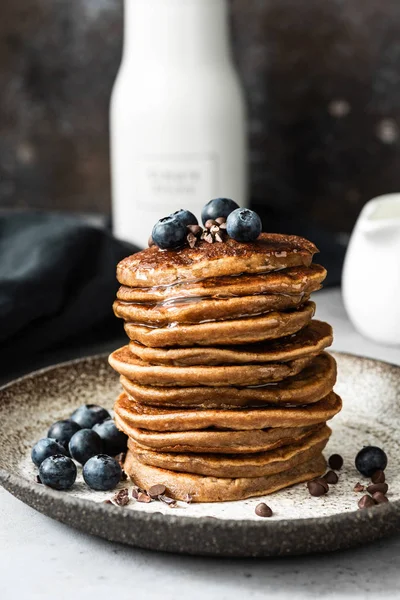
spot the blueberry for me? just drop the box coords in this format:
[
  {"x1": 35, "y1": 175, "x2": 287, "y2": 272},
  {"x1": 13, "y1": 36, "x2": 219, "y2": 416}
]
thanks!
[
  {"x1": 226, "y1": 208, "x2": 262, "y2": 242},
  {"x1": 47, "y1": 420, "x2": 81, "y2": 450},
  {"x1": 152, "y1": 215, "x2": 187, "y2": 249},
  {"x1": 172, "y1": 209, "x2": 198, "y2": 227},
  {"x1": 201, "y1": 198, "x2": 239, "y2": 225},
  {"x1": 83, "y1": 454, "x2": 122, "y2": 491},
  {"x1": 70, "y1": 404, "x2": 110, "y2": 429},
  {"x1": 68, "y1": 429, "x2": 103, "y2": 465},
  {"x1": 31, "y1": 438, "x2": 68, "y2": 467},
  {"x1": 92, "y1": 420, "x2": 128, "y2": 456},
  {"x1": 355, "y1": 446, "x2": 388, "y2": 477},
  {"x1": 39, "y1": 455, "x2": 77, "y2": 490}
]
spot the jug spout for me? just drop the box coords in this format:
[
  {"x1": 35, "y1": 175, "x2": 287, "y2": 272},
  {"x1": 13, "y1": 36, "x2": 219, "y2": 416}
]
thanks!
[{"x1": 358, "y1": 194, "x2": 400, "y2": 238}]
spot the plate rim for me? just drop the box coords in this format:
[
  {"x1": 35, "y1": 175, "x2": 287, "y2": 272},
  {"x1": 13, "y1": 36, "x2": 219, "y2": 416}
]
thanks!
[{"x1": 1, "y1": 350, "x2": 400, "y2": 556}]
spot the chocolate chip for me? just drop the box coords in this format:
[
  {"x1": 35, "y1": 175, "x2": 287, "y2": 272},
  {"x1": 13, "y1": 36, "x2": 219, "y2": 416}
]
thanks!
[
  {"x1": 307, "y1": 478, "x2": 329, "y2": 497},
  {"x1": 372, "y1": 491, "x2": 389, "y2": 504},
  {"x1": 115, "y1": 453, "x2": 126, "y2": 467},
  {"x1": 367, "y1": 483, "x2": 388, "y2": 495},
  {"x1": 204, "y1": 219, "x2": 217, "y2": 229},
  {"x1": 158, "y1": 494, "x2": 178, "y2": 508},
  {"x1": 358, "y1": 495, "x2": 376, "y2": 509},
  {"x1": 120, "y1": 470, "x2": 128, "y2": 481},
  {"x1": 187, "y1": 233, "x2": 197, "y2": 248},
  {"x1": 148, "y1": 484, "x2": 166, "y2": 499},
  {"x1": 371, "y1": 470, "x2": 386, "y2": 484},
  {"x1": 323, "y1": 470, "x2": 339, "y2": 484},
  {"x1": 36, "y1": 475, "x2": 42, "y2": 484},
  {"x1": 137, "y1": 492, "x2": 151, "y2": 503},
  {"x1": 187, "y1": 224, "x2": 202, "y2": 235},
  {"x1": 328, "y1": 454, "x2": 343, "y2": 470},
  {"x1": 131, "y1": 486, "x2": 140, "y2": 499},
  {"x1": 255, "y1": 503, "x2": 273, "y2": 517},
  {"x1": 354, "y1": 482, "x2": 365, "y2": 493},
  {"x1": 112, "y1": 489, "x2": 130, "y2": 506}
]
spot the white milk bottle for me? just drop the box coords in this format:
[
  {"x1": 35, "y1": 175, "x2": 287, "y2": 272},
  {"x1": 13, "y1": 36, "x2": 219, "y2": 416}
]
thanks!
[{"x1": 110, "y1": 0, "x2": 247, "y2": 247}]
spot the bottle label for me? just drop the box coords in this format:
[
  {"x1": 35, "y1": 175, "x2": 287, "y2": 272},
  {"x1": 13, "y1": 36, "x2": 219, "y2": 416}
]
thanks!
[{"x1": 133, "y1": 154, "x2": 218, "y2": 210}]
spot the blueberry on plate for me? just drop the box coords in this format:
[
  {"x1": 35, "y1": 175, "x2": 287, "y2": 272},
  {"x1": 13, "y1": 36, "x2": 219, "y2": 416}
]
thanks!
[
  {"x1": 68, "y1": 429, "x2": 103, "y2": 465},
  {"x1": 172, "y1": 209, "x2": 198, "y2": 227},
  {"x1": 226, "y1": 208, "x2": 262, "y2": 242},
  {"x1": 355, "y1": 446, "x2": 388, "y2": 477},
  {"x1": 201, "y1": 198, "x2": 239, "y2": 225},
  {"x1": 39, "y1": 455, "x2": 77, "y2": 490},
  {"x1": 83, "y1": 454, "x2": 122, "y2": 491},
  {"x1": 92, "y1": 420, "x2": 128, "y2": 456},
  {"x1": 70, "y1": 404, "x2": 110, "y2": 429},
  {"x1": 47, "y1": 420, "x2": 81, "y2": 449},
  {"x1": 152, "y1": 215, "x2": 187, "y2": 249},
  {"x1": 31, "y1": 438, "x2": 68, "y2": 467}
]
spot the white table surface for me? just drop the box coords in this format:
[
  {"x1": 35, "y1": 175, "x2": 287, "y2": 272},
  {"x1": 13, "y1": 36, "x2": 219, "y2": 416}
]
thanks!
[{"x1": 1, "y1": 288, "x2": 400, "y2": 600}]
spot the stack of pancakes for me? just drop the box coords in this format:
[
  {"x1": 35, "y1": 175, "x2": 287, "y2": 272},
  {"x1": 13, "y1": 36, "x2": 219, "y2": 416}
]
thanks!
[{"x1": 109, "y1": 233, "x2": 342, "y2": 502}]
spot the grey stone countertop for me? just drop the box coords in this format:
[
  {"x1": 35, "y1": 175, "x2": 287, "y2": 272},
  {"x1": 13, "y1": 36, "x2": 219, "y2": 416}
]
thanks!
[{"x1": 1, "y1": 288, "x2": 400, "y2": 600}]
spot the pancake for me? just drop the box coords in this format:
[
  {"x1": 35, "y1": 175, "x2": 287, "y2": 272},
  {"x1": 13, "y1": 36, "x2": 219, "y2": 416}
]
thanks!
[
  {"x1": 117, "y1": 233, "x2": 318, "y2": 288},
  {"x1": 115, "y1": 415, "x2": 323, "y2": 453},
  {"x1": 124, "y1": 451, "x2": 327, "y2": 502},
  {"x1": 113, "y1": 291, "x2": 310, "y2": 326},
  {"x1": 128, "y1": 425, "x2": 330, "y2": 478},
  {"x1": 109, "y1": 346, "x2": 315, "y2": 387},
  {"x1": 117, "y1": 264, "x2": 326, "y2": 303},
  {"x1": 124, "y1": 301, "x2": 315, "y2": 347},
  {"x1": 120, "y1": 352, "x2": 337, "y2": 408},
  {"x1": 128, "y1": 320, "x2": 333, "y2": 366},
  {"x1": 114, "y1": 391, "x2": 342, "y2": 432}
]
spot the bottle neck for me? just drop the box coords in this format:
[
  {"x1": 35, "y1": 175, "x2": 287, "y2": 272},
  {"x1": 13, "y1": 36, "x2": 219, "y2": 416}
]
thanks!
[{"x1": 123, "y1": 0, "x2": 232, "y2": 67}]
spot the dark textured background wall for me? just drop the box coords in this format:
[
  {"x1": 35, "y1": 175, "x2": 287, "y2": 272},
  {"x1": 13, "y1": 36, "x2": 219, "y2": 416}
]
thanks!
[{"x1": 1, "y1": 0, "x2": 400, "y2": 232}]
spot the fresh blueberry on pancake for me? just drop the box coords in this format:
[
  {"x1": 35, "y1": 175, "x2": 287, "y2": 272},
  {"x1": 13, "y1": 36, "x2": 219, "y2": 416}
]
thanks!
[
  {"x1": 68, "y1": 429, "x2": 103, "y2": 465},
  {"x1": 31, "y1": 438, "x2": 68, "y2": 467},
  {"x1": 226, "y1": 208, "x2": 262, "y2": 242},
  {"x1": 172, "y1": 209, "x2": 198, "y2": 227},
  {"x1": 201, "y1": 197, "x2": 239, "y2": 225},
  {"x1": 70, "y1": 404, "x2": 110, "y2": 429},
  {"x1": 152, "y1": 214, "x2": 187, "y2": 249},
  {"x1": 39, "y1": 455, "x2": 77, "y2": 490},
  {"x1": 355, "y1": 446, "x2": 387, "y2": 477},
  {"x1": 83, "y1": 455, "x2": 122, "y2": 491}
]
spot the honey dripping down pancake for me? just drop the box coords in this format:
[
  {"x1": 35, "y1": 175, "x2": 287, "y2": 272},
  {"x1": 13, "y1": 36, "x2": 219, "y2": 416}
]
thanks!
[
  {"x1": 114, "y1": 391, "x2": 342, "y2": 432},
  {"x1": 109, "y1": 216, "x2": 341, "y2": 502},
  {"x1": 119, "y1": 352, "x2": 337, "y2": 408},
  {"x1": 128, "y1": 320, "x2": 333, "y2": 366},
  {"x1": 124, "y1": 453, "x2": 327, "y2": 503}
]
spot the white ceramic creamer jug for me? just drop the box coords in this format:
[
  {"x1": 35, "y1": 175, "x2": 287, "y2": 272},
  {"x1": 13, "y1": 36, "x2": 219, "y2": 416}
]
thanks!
[{"x1": 342, "y1": 193, "x2": 400, "y2": 345}]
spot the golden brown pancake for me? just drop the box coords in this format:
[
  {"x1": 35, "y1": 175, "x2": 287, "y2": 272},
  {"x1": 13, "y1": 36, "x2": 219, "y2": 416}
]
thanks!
[
  {"x1": 128, "y1": 320, "x2": 332, "y2": 366},
  {"x1": 113, "y1": 292, "x2": 310, "y2": 326},
  {"x1": 120, "y1": 352, "x2": 337, "y2": 408},
  {"x1": 124, "y1": 301, "x2": 315, "y2": 347},
  {"x1": 115, "y1": 415, "x2": 323, "y2": 454},
  {"x1": 124, "y1": 451, "x2": 327, "y2": 502},
  {"x1": 117, "y1": 264, "x2": 326, "y2": 303},
  {"x1": 117, "y1": 234, "x2": 318, "y2": 288},
  {"x1": 114, "y1": 391, "x2": 342, "y2": 431},
  {"x1": 129, "y1": 425, "x2": 330, "y2": 478},
  {"x1": 109, "y1": 345, "x2": 314, "y2": 387}
]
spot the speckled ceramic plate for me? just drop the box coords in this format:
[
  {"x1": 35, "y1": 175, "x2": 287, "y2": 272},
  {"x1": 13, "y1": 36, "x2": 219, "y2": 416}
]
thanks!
[{"x1": 0, "y1": 352, "x2": 399, "y2": 557}]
